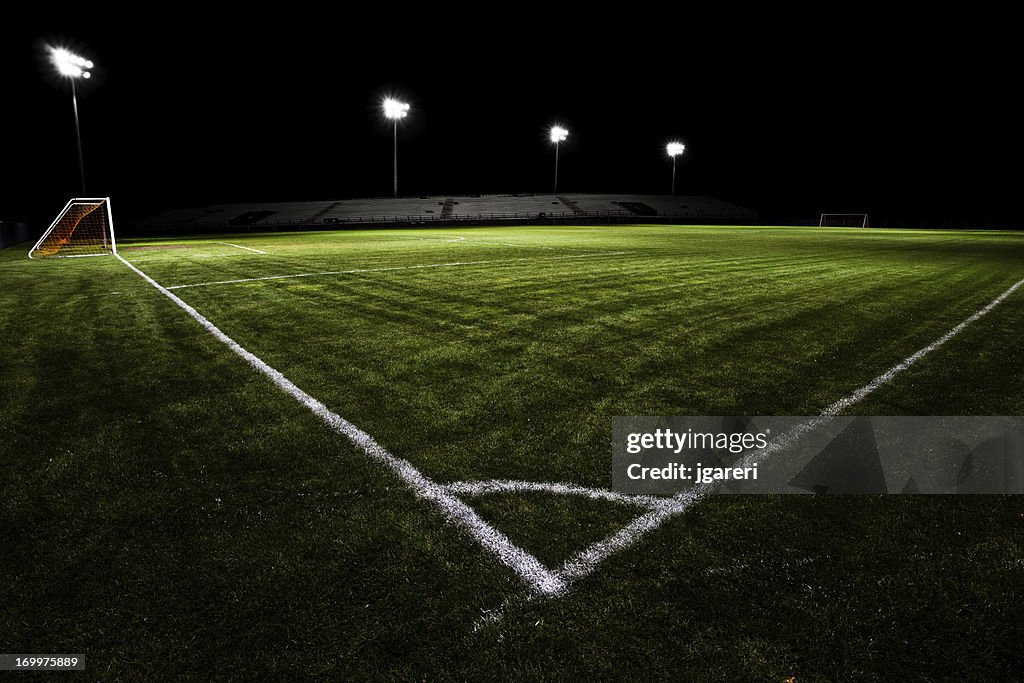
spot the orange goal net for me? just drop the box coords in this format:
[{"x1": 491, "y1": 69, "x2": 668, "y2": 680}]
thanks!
[{"x1": 29, "y1": 197, "x2": 116, "y2": 259}]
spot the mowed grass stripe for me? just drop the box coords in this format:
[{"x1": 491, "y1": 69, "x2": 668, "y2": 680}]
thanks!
[
  {"x1": 135, "y1": 226, "x2": 1024, "y2": 485},
  {"x1": 4, "y1": 227, "x2": 1024, "y2": 678},
  {"x1": 163, "y1": 251, "x2": 632, "y2": 290}
]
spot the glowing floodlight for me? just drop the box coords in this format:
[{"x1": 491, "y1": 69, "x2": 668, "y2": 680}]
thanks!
[
  {"x1": 47, "y1": 45, "x2": 96, "y2": 194},
  {"x1": 383, "y1": 97, "x2": 410, "y2": 120},
  {"x1": 49, "y1": 46, "x2": 93, "y2": 80}
]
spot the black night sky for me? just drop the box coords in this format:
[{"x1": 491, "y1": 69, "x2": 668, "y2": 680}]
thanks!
[{"x1": 3, "y1": 15, "x2": 1021, "y2": 230}]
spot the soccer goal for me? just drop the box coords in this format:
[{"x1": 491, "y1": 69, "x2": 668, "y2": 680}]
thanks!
[
  {"x1": 819, "y1": 213, "x2": 869, "y2": 228},
  {"x1": 29, "y1": 197, "x2": 116, "y2": 259}
]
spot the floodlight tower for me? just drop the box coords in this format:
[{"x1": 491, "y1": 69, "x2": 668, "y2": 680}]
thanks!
[
  {"x1": 550, "y1": 125, "x2": 568, "y2": 193},
  {"x1": 383, "y1": 98, "x2": 410, "y2": 197},
  {"x1": 49, "y1": 47, "x2": 94, "y2": 195},
  {"x1": 666, "y1": 142, "x2": 685, "y2": 195}
]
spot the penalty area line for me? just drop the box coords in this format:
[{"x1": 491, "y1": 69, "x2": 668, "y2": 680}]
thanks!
[
  {"x1": 115, "y1": 253, "x2": 566, "y2": 597},
  {"x1": 217, "y1": 241, "x2": 268, "y2": 254}
]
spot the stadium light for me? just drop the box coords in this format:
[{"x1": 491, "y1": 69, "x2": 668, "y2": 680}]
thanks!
[
  {"x1": 383, "y1": 98, "x2": 410, "y2": 197},
  {"x1": 48, "y1": 46, "x2": 94, "y2": 194},
  {"x1": 666, "y1": 141, "x2": 685, "y2": 195},
  {"x1": 550, "y1": 125, "x2": 569, "y2": 193}
]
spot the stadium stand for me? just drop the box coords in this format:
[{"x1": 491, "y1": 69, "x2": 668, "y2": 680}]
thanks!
[
  {"x1": 0, "y1": 221, "x2": 30, "y2": 250},
  {"x1": 138, "y1": 194, "x2": 756, "y2": 231},
  {"x1": 556, "y1": 196, "x2": 585, "y2": 215},
  {"x1": 440, "y1": 198, "x2": 455, "y2": 219}
]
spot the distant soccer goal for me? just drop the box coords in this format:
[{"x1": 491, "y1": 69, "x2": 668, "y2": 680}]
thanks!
[
  {"x1": 29, "y1": 197, "x2": 116, "y2": 259},
  {"x1": 819, "y1": 213, "x2": 869, "y2": 228}
]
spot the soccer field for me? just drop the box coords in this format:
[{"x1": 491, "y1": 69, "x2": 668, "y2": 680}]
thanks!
[{"x1": 2, "y1": 224, "x2": 1023, "y2": 678}]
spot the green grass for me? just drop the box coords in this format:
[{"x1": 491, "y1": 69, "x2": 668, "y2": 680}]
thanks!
[{"x1": 2, "y1": 224, "x2": 1023, "y2": 680}]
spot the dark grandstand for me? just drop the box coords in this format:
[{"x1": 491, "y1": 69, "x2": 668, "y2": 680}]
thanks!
[{"x1": 139, "y1": 194, "x2": 757, "y2": 232}]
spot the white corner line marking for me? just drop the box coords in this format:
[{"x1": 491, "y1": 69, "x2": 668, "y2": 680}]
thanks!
[
  {"x1": 443, "y1": 479, "x2": 671, "y2": 510},
  {"x1": 115, "y1": 254, "x2": 565, "y2": 596},
  {"x1": 218, "y1": 242, "x2": 268, "y2": 254},
  {"x1": 118, "y1": 245, "x2": 1024, "y2": 600}
]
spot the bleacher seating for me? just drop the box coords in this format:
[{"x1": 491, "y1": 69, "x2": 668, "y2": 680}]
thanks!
[{"x1": 139, "y1": 194, "x2": 756, "y2": 230}]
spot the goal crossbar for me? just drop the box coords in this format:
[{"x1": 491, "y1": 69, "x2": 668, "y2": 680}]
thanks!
[
  {"x1": 29, "y1": 197, "x2": 117, "y2": 259},
  {"x1": 819, "y1": 213, "x2": 869, "y2": 228}
]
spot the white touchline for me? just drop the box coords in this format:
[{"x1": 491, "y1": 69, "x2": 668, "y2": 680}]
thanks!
[
  {"x1": 546, "y1": 275, "x2": 1024, "y2": 591},
  {"x1": 820, "y1": 277, "x2": 1024, "y2": 415},
  {"x1": 471, "y1": 273, "x2": 1024, "y2": 627},
  {"x1": 218, "y1": 242, "x2": 268, "y2": 254},
  {"x1": 115, "y1": 254, "x2": 565, "y2": 596},
  {"x1": 164, "y1": 252, "x2": 631, "y2": 290}
]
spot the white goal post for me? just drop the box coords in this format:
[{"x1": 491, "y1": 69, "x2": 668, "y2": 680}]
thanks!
[
  {"x1": 819, "y1": 213, "x2": 869, "y2": 228},
  {"x1": 29, "y1": 197, "x2": 116, "y2": 259}
]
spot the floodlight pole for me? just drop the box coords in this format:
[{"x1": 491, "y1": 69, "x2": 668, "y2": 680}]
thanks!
[
  {"x1": 384, "y1": 99, "x2": 408, "y2": 197},
  {"x1": 666, "y1": 142, "x2": 684, "y2": 197},
  {"x1": 553, "y1": 141, "x2": 560, "y2": 194},
  {"x1": 549, "y1": 126, "x2": 568, "y2": 194},
  {"x1": 50, "y1": 47, "x2": 93, "y2": 195},
  {"x1": 71, "y1": 79, "x2": 86, "y2": 195}
]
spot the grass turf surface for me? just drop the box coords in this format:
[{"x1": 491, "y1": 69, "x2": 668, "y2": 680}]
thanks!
[{"x1": 1, "y1": 224, "x2": 1023, "y2": 679}]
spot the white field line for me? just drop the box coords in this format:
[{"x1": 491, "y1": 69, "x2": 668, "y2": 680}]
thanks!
[
  {"x1": 443, "y1": 479, "x2": 672, "y2": 510},
  {"x1": 164, "y1": 251, "x2": 631, "y2": 290},
  {"x1": 821, "y1": 277, "x2": 1024, "y2": 415},
  {"x1": 118, "y1": 241, "x2": 1024, "y2": 603},
  {"x1": 218, "y1": 242, "x2": 268, "y2": 254},
  {"x1": 470, "y1": 274, "x2": 1024, "y2": 629},
  {"x1": 115, "y1": 254, "x2": 565, "y2": 596},
  {"x1": 548, "y1": 275, "x2": 1024, "y2": 590}
]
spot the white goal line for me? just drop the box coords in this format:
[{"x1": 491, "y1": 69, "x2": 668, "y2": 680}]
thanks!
[{"x1": 164, "y1": 251, "x2": 632, "y2": 290}]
